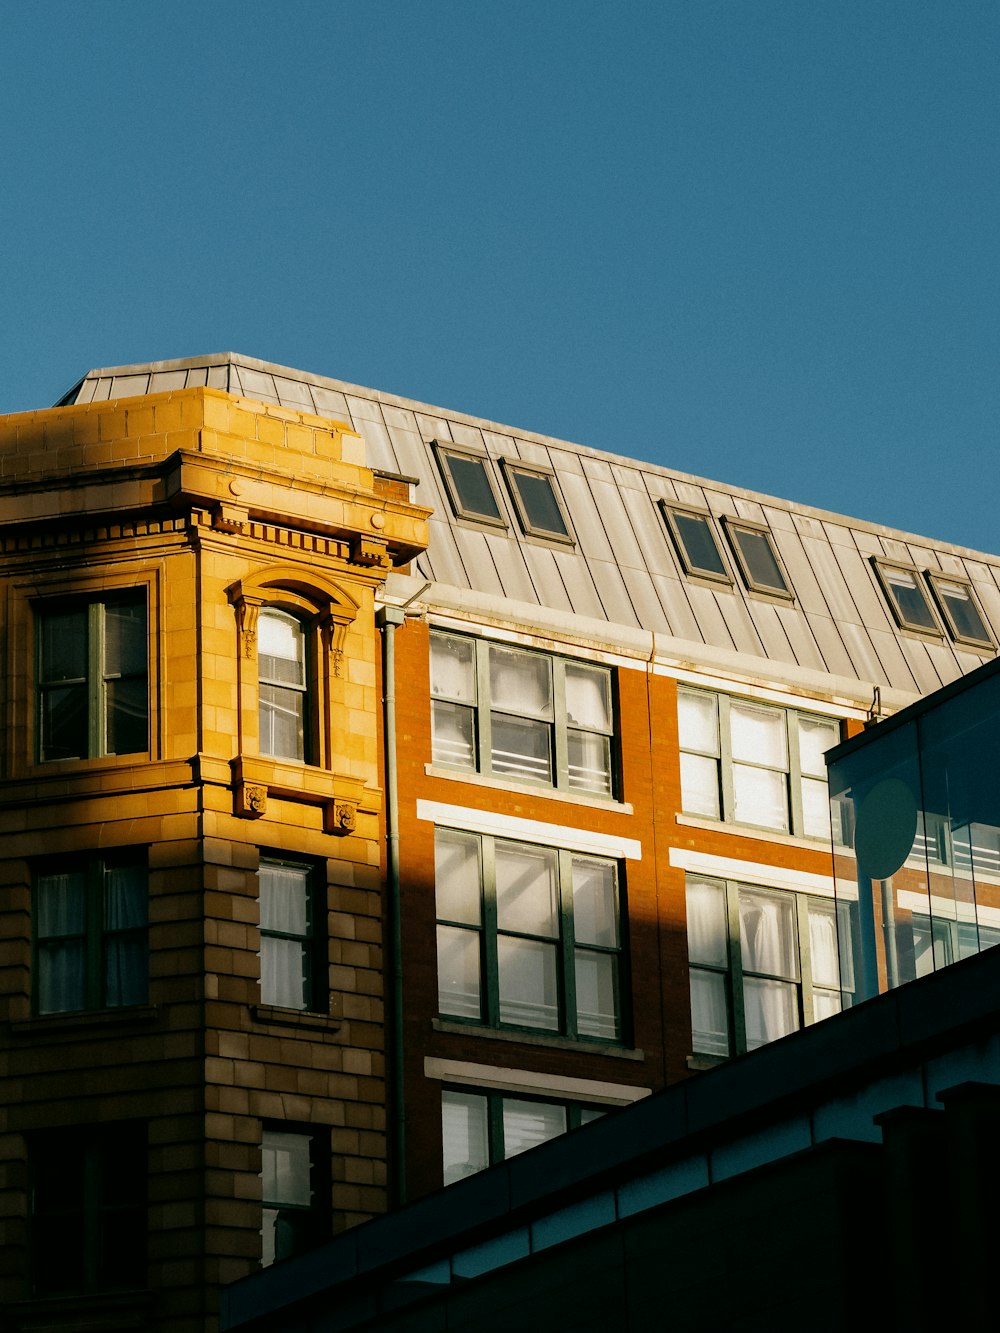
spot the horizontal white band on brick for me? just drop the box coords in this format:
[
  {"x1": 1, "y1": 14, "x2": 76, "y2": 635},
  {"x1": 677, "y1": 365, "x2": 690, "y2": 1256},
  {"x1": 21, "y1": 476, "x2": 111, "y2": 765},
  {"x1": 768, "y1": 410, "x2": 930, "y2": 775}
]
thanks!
[
  {"x1": 668, "y1": 846, "x2": 856, "y2": 899},
  {"x1": 897, "y1": 889, "x2": 1000, "y2": 926},
  {"x1": 415, "y1": 799, "x2": 642, "y2": 861},
  {"x1": 424, "y1": 1056, "x2": 651, "y2": 1106}
]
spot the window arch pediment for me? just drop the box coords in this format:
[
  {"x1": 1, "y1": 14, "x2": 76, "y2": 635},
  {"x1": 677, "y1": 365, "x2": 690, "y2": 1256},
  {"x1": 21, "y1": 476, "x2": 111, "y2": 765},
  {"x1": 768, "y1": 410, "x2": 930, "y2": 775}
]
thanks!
[{"x1": 228, "y1": 567, "x2": 360, "y2": 660}]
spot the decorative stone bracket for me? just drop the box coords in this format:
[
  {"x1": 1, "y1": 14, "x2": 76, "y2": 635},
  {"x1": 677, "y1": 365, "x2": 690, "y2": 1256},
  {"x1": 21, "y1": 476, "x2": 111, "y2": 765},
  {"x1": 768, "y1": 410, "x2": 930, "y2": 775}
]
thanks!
[{"x1": 230, "y1": 756, "x2": 367, "y2": 836}]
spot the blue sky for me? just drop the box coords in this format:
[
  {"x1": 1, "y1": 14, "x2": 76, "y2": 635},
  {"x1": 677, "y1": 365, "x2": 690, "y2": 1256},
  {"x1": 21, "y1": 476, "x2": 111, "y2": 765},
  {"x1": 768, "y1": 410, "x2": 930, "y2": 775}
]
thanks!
[{"x1": 2, "y1": 2, "x2": 998, "y2": 551}]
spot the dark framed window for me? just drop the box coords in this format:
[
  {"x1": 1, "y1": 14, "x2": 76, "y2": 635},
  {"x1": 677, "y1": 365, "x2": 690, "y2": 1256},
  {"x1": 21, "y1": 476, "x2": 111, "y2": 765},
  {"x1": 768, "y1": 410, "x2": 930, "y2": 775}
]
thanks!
[
  {"x1": 29, "y1": 1123, "x2": 146, "y2": 1297},
  {"x1": 435, "y1": 828, "x2": 625, "y2": 1042},
  {"x1": 34, "y1": 853, "x2": 148, "y2": 1014},
  {"x1": 660, "y1": 503, "x2": 732, "y2": 584},
  {"x1": 500, "y1": 459, "x2": 574, "y2": 543},
  {"x1": 872, "y1": 561, "x2": 942, "y2": 636},
  {"x1": 722, "y1": 519, "x2": 793, "y2": 599},
  {"x1": 926, "y1": 574, "x2": 995, "y2": 649},
  {"x1": 258, "y1": 858, "x2": 323, "y2": 1011},
  {"x1": 260, "y1": 1126, "x2": 329, "y2": 1266},
  {"x1": 441, "y1": 1087, "x2": 605, "y2": 1185},
  {"x1": 37, "y1": 592, "x2": 148, "y2": 761},
  {"x1": 677, "y1": 687, "x2": 841, "y2": 840},
  {"x1": 430, "y1": 632, "x2": 616, "y2": 798},
  {"x1": 258, "y1": 608, "x2": 309, "y2": 761},
  {"x1": 433, "y1": 442, "x2": 507, "y2": 527},
  {"x1": 686, "y1": 875, "x2": 854, "y2": 1058}
]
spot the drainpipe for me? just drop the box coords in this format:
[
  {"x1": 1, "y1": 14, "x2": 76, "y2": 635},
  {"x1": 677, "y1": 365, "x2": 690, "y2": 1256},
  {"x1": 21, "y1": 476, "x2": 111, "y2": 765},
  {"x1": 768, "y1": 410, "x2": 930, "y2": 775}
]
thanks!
[{"x1": 377, "y1": 605, "x2": 407, "y2": 1206}]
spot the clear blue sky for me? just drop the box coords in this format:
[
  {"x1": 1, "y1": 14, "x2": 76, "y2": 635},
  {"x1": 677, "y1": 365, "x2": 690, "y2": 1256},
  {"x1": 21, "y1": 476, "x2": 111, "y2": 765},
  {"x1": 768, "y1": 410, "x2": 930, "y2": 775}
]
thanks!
[{"x1": 2, "y1": 2, "x2": 998, "y2": 551}]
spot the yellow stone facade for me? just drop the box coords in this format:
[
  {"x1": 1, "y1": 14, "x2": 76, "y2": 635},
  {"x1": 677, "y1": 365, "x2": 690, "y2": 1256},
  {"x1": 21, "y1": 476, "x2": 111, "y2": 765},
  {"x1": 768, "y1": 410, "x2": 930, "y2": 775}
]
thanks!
[{"x1": 0, "y1": 390, "x2": 428, "y2": 1332}]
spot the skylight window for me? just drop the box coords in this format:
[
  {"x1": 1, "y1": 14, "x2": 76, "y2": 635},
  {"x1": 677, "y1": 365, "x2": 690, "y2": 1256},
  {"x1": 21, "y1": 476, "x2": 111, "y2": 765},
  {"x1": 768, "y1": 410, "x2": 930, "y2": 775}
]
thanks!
[
  {"x1": 873, "y1": 562, "x2": 941, "y2": 635},
  {"x1": 660, "y1": 504, "x2": 732, "y2": 584},
  {"x1": 434, "y1": 443, "x2": 506, "y2": 527},
  {"x1": 501, "y1": 461, "x2": 574, "y2": 544},
  {"x1": 927, "y1": 574, "x2": 994, "y2": 649},
  {"x1": 723, "y1": 520, "x2": 793, "y2": 599}
]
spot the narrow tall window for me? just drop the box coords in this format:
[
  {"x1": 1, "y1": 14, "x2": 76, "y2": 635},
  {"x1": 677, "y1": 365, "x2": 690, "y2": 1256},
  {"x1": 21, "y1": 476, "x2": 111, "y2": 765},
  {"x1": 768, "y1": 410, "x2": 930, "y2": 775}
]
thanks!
[
  {"x1": 30, "y1": 1124, "x2": 146, "y2": 1297},
  {"x1": 260, "y1": 1128, "x2": 326, "y2": 1266},
  {"x1": 259, "y1": 859, "x2": 319, "y2": 1011},
  {"x1": 37, "y1": 593, "x2": 148, "y2": 761},
  {"x1": 35, "y1": 854, "x2": 148, "y2": 1014},
  {"x1": 258, "y1": 608, "x2": 308, "y2": 761}
]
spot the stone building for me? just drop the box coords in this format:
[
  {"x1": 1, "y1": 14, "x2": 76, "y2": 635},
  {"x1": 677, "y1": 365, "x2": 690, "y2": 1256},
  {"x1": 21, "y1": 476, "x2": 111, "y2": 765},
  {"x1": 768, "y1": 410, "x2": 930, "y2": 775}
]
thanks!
[{"x1": 2, "y1": 353, "x2": 999, "y2": 1331}]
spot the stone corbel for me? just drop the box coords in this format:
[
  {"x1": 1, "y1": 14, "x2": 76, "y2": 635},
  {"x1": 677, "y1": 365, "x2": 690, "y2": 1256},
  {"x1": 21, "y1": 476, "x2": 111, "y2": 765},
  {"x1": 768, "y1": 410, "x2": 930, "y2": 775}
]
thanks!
[
  {"x1": 228, "y1": 588, "x2": 264, "y2": 659},
  {"x1": 235, "y1": 781, "x2": 268, "y2": 819},
  {"x1": 324, "y1": 798, "x2": 359, "y2": 836},
  {"x1": 350, "y1": 535, "x2": 390, "y2": 568},
  {"x1": 213, "y1": 502, "x2": 249, "y2": 532}
]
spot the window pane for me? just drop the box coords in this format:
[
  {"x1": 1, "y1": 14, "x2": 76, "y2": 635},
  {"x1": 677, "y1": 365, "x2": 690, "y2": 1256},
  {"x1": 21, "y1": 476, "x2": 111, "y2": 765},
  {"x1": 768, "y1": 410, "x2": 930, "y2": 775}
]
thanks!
[
  {"x1": 442, "y1": 1090, "x2": 489, "y2": 1185},
  {"x1": 261, "y1": 935, "x2": 307, "y2": 1009},
  {"x1": 808, "y1": 900, "x2": 840, "y2": 989},
  {"x1": 574, "y1": 950, "x2": 618, "y2": 1040},
  {"x1": 431, "y1": 700, "x2": 476, "y2": 768},
  {"x1": 260, "y1": 864, "x2": 309, "y2": 935},
  {"x1": 491, "y1": 714, "x2": 552, "y2": 782},
  {"x1": 690, "y1": 968, "x2": 731, "y2": 1056},
  {"x1": 446, "y1": 454, "x2": 502, "y2": 521},
  {"x1": 567, "y1": 729, "x2": 612, "y2": 795},
  {"x1": 435, "y1": 830, "x2": 482, "y2": 926},
  {"x1": 104, "y1": 598, "x2": 146, "y2": 677},
  {"x1": 260, "y1": 684, "x2": 305, "y2": 761},
  {"x1": 936, "y1": 579, "x2": 992, "y2": 643},
  {"x1": 489, "y1": 646, "x2": 552, "y2": 718},
  {"x1": 733, "y1": 763, "x2": 788, "y2": 830},
  {"x1": 41, "y1": 683, "x2": 88, "y2": 761},
  {"x1": 495, "y1": 842, "x2": 558, "y2": 936},
  {"x1": 730, "y1": 702, "x2": 786, "y2": 768},
  {"x1": 510, "y1": 470, "x2": 569, "y2": 537},
  {"x1": 497, "y1": 936, "x2": 558, "y2": 1029},
  {"x1": 259, "y1": 610, "x2": 306, "y2": 685},
  {"x1": 678, "y1": 691, "x2": 719, "y2": 754},
  {"x1": 731, "y1": 527, "x2": 789, "y2": 594},
  {"x1": 38, "y1": 941, "x2": 86, "y2": 1014},
  {"x1": 883, "y1": 566, "x2": 938, "y2": 631},
  {"x1": 739, "y1": 889, "x2": 797, "y2": 979},
  {"x1": 565, "y1": 664, "x2": 611, "y2": 731},
  {"x1": 572, "y1": 858, "x2": 618, "y2": 947},
  {"x1": 104, "y1": 935, "x2": 147, "y2": 1007},
  {"x1": 105, "y1": 676, "x2": 148, "y2": 755},
  {"x1": 501, "y1": 1098, "x2": 566, "y2": 1158},
  {"x1": 672, "y1": 511, "x2": 728, "y2": 578},
  {"x1": 812, "y1": 989, "x2": 843, "y2": 1022},
  {"x1": 743, "y1": 977, "x2": 800, "y2": 1048},
  {"x1": 801, "y1": 776, "x2": 833, "y2": 839},
  {"x1": 437, "y1": 925, "x2": 481, "y2": 1019},
  {"x1": 797, "y1": 715, "x2": 839, "y2": 777},
  {"x1": 37, "y1": 871, "x2": 86, "y2": 936},
  {"x1": 261, "y1": 1131, "x2": 312, "y2": 1207},
  {"x1": 680, "y1": 752, "x2": 721, "y2": 818},
  {"x1": 686, "y1": 877, "x2": 729, "y2": 968},
  {"x1": 430, "y1": 635, "x2": 476, "y2": 703},
  {"x1": 40, "y1": 609, "x2": 87, "y2": 682}
]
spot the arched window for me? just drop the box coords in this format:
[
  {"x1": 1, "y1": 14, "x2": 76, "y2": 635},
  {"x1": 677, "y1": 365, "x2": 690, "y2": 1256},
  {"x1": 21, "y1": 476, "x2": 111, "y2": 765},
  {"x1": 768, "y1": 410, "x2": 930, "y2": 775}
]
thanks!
[{"x1": 258, "y1": 608, "x2": 308, "y2": 762}]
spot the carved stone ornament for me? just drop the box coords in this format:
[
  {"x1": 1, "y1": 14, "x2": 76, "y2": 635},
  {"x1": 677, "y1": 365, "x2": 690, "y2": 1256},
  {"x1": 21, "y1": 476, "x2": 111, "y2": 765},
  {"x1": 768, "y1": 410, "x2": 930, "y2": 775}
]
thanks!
[
  {"x1": 235, "y1": 782, "x2": 268, "y2": 819},
  {"x1": 328, "y1": 800, "x2": 357, "y2": 836}
]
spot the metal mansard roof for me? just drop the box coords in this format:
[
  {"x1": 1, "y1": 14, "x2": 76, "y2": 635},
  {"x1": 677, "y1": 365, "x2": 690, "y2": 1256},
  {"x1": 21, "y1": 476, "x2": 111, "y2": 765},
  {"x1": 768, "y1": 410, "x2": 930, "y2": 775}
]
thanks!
[{"x1": 58, "y1": 353, "x2": 1000, "y2": 707}]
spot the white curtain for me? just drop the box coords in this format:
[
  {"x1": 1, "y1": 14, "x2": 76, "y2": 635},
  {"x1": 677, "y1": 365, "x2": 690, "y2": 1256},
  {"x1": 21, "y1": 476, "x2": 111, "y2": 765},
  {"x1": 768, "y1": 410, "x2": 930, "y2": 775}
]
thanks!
[
  {"x1": 36, "y1": 872, "x2": 86, "y2": 1014},
  {"x1": 104, "y1": 863, "x2": 147, "y2": 1007}
]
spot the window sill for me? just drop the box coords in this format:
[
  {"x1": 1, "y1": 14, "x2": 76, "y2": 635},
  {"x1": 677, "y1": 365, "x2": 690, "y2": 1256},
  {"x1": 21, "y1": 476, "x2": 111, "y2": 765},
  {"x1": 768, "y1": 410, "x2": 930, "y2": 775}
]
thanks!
[
  {"x1": 432, "y1": 1018, "x2": 644, "y2": 1061},
  {"x1": 674, "y1": 812, "x2": 834, "y2": 853},
  {"x1": 251, "y1": 1004, "x2": 342, "y2": 1033},
  {"x1": 11, "y1": 1005, "x2": 159, "y2": 1036},
  {"x1": 425, "y1": 765, "x2": 632, "y2": 814},
  {"x1": 686, "y1": 1052, "x2": 728, "y2": 1072}
]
